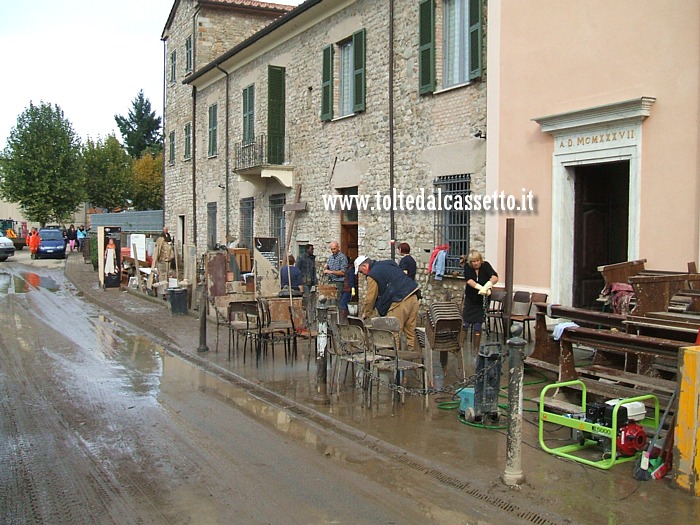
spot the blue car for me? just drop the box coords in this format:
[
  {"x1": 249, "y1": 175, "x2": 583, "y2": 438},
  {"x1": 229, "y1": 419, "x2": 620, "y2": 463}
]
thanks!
[{"x1": 35, "y1": 228, "x2": 67, "y2": 259}]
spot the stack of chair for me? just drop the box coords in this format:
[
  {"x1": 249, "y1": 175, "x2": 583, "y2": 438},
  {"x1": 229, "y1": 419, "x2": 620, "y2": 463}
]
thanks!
[{"x1": 416, "y1": 302, "x2": 465, "y2": 387}]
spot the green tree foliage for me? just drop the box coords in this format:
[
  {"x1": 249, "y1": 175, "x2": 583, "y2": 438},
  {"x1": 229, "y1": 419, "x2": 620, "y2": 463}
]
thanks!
[
  {"x1": 114, "y1": 90, "x2": 163, "y2": 158},
  {"x1": 83, "y1": 135, "x2": 133, "y2": 211},
  {"x1": 131, "y1": 152, "x2": 163, "y2": 210},
  {"x1": 0, "y1": 102, "x2": 84, "y2": 225}
]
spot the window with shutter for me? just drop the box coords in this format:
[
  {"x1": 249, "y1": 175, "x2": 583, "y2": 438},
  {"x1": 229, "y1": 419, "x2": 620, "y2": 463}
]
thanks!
[
  {"x1": 170, "y1": 50, "x2": 177, "y2": 83},
  {"x1": 184, "y1": 122, "x2": 191, "y2": 160},
  {"x1": 442, "y1": 0, "x2": 482, "y2": 88},
  {"x1": 419, "y1": 0, "x2": 435, "y2": 95},
  {"x1": 169, "y1": 131, "x2": 175, "y2": 164},
  {"x1": 185, "y1": 36, "x2": 193, "y2": 73},
  {"x1": 268, "y1": 66, "x2": 286, "y2": 164},
  {"x1": 321, "y1": 45, "x2": 333, "y2": 121},
  {"x1": 352, "y1": 29, "x2": 365, "y2": 113},
  {"x1": 243, "y1": 85, "x2": 255, "y2": 145},
  {"x1": 208, "y1": 104, "x2": 218, "y2": 157}
]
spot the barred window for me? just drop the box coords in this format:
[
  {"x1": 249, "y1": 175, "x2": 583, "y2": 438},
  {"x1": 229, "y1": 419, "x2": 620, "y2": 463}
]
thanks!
[
  {"x1": 269, "y1": 193, "x2": 286, "y2": 249},
  {"x1": 434, "y1": 174, "x2": 470, "y2": 274},
  {"x1": 240, "y1": 197, "x2": 254, "y2": 249}
]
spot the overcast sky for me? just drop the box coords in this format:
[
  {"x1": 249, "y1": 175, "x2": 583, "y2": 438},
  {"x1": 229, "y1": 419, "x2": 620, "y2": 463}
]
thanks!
[{"x1": 0, "y1": 0, "x2": 302, "y2": 149}]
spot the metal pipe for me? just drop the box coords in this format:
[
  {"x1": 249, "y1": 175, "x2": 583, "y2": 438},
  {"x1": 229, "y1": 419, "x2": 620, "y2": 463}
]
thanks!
[
  {"x1": 312, "y1": 300, "x2": 331, "y2": 405},
  {"x1": 502, "y1": 325, "x2": 526, "y2": 485},
  {"x1": 388, "y1": 0, "x2": 396, "y2": 259},
  {"x1": 503, "y1": 218, "x2": 514, "y2": 337},
  {"x1": 215, "y1": 65, "x2": 231, "y2": 243}
]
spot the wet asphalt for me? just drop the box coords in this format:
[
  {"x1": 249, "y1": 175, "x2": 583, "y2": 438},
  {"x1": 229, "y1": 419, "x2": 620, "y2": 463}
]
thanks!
[{"x1": 63, "y1": 252, "x2": 700, "y2": 525}]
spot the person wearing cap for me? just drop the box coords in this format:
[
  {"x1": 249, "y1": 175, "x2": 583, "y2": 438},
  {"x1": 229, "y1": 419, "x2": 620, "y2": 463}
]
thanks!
[{"x1": 355, "y1": 256, "x2": 420, "y2": 350}]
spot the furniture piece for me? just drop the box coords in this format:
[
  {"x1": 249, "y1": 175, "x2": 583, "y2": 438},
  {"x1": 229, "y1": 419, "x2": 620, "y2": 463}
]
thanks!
[
  {"x1": 227, "y1": 301, "x2": 250, "y2": 360},
  {"x1": 368, "y1": 325, "x2": 426, "y2": 415},
  {"x1": 415, "y1": 302, "x2": 465, "y2": 387},
  {"x1": 509, "y1": 291, "x2": 532, "y2": 341},
  {"x1": 257, "y1": 298, "x2": 295, "y2": 363},
  {"x1": 485, "y1": 288, "x2": 506, "y2": 339},
  {"x1": 330, "y1": 325, "x2": 370, "y2": 395},
  {"x1": 511, "y1": 291, "x2": 547, "y2": 342}
]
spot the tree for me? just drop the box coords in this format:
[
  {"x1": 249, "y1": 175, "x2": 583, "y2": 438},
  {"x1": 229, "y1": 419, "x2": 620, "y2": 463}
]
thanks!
[
  {"x1": 0, "y1": 101, "x2": 84, "y2": 225},
  {"x1": 131, "y1": 152, "x2": 164, "y2": 210},
  {"x1": 83, "y1": 135, "x2": 133, "y2": 211},
  {"x1": 114, "y1": 90, "x2": 163, "y2": 158}
]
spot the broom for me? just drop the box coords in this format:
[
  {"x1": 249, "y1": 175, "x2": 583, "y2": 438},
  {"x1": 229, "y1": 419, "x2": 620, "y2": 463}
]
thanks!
[{"x1": 633, "y1": 386, "x2": 677, "y2": 481}]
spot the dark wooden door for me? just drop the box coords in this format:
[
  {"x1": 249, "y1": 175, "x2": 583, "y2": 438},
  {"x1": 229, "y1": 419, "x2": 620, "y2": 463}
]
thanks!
[{"x1": 573, "y1": 161, "x2": 629, "y2": 308}]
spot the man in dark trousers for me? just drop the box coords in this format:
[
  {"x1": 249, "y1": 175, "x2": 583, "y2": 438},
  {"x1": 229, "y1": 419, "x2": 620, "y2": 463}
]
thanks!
[
  {"x1": 355, "y1": 256, "x2": 420, "y2": 350},
  {"x1": 296, "y1": 244, "x2": 317, "y2": 321}
]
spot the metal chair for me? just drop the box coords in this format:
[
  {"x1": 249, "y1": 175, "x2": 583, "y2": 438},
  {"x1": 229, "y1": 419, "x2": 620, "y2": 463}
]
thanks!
[
  {"x1": 330, "y1": 324, "x2": 371, "y2": 395},
  {"x1": 415, "y1": 302, "x2": 465, "y2": 387},
  {"x1": 227, "y1": 301, "x2": 250, "y2": 360},
  {"x1": 485, "y1": 288, "x2": 507, "y2": 340},
  {"x1": 368, "y1": 325, "x2": 426, "y2": 415},
  {"x1": 510, "y1": 291, "x2": 534, "y2": 341}
]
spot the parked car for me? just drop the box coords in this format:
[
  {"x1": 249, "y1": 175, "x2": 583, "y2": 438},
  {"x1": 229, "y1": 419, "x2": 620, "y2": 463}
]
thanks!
[
  {"x1": 0, "y1": 234, "x2": 16, "y2": 261},
  {"x1": 35, "y1": 228, "x2": 67, "y2": 259}
]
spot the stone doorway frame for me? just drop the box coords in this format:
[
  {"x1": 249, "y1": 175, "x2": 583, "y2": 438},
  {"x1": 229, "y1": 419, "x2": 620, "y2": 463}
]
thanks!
[{"x1": 534, "y1": 97, "x2": 655, "y2": 305}]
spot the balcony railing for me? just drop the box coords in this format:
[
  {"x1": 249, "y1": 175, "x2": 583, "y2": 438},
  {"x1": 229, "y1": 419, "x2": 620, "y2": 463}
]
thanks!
[{"x1": 234, "y1": 134, "x2": 290, "y2": 171}]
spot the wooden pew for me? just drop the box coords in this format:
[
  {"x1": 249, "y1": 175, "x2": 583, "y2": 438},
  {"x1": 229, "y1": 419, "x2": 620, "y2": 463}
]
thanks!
[{"x1": 528, "y1": 303, "x2": 681, "y2": 405}]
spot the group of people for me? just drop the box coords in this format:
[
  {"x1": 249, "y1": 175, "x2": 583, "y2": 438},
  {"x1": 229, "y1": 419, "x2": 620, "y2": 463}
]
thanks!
[
  {"x1": 279, "y1": 239, "x2": 498, "y2": 357},
  {"x1": 25, "y1": 224, "x2": 89, "y2": 257}
]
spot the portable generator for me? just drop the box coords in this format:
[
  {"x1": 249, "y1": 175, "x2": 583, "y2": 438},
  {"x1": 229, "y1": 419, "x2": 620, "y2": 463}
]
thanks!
[
  {"x1": 458, "y1": 342, "x2": 503, "y2": 423},
  {"x1": 573, "y1": 398, "x2": 648, "y2": 457}
]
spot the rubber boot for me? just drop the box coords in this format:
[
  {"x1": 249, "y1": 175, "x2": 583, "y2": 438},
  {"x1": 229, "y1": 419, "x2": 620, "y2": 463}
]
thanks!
[{"x1": 472, "y1": 331, "x2": 482, "y2": 357}]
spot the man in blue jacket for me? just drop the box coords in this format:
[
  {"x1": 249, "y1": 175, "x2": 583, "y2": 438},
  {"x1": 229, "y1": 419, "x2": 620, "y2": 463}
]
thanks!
[{"x1": 355, "y1": 256, "x2": 420, "y2": 350}]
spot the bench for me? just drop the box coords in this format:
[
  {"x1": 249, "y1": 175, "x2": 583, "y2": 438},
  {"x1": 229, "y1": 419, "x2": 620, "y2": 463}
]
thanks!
[{"x1": 528, "y1": 304, "x2": 681, "y2": 405}]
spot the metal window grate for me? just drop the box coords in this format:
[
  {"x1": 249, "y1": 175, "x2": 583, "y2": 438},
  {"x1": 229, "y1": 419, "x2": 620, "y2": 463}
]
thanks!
[
  {"x1": 240, "y1": 197, "x2": 254, "y2": 249},
  {"x1": 434, "y1": 174, "x2": 471, "y2": 273}
]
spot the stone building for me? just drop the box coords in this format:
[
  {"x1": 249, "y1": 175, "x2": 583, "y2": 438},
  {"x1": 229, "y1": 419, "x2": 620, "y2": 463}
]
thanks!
[{"x1": 162, "y1": 0, "x2": 489, "y2": 302}]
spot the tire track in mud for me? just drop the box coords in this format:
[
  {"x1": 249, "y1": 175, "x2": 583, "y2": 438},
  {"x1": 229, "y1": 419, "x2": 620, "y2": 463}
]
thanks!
[{"x1": 0, "y1": 269, "x2": 162, "y2": 524}]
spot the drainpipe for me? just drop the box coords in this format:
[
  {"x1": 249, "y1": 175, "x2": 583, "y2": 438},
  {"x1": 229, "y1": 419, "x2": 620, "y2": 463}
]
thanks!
[
  {"x1": 389, "y1": 0, "x2": 396, "y2": 259},
  {"x1": 215, "y1": 65, "x2": 231, "y2": 243},
  {"x1": 161, "y1": 38, "x2": 167, "y2": 227},
  {"x1": 192, "y1": 86, "x2": 197, "y2": 247}
]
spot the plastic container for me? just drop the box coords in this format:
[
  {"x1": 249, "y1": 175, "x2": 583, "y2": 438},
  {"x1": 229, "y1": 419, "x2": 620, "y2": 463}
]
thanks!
[{"x1": 168, "y1": 287, "x2": 188, "y2": 315}]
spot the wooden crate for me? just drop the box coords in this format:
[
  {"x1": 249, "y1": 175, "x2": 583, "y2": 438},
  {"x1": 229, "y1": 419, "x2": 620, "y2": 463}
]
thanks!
[{"x1": 230, "y1": 248, "x2": 252, "y2": 273}]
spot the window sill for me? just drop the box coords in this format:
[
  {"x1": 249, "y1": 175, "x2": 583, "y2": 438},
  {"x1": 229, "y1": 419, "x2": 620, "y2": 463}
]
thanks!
[
  {"x1": 331, "y1": 112, "x2": 356, "y2": 122},
  {"x1": 433, "y1": 81, "x2": 473, "y2": 96},
  {"x1": 207, "y1": 154, "x2": 218, "y2": 159}
]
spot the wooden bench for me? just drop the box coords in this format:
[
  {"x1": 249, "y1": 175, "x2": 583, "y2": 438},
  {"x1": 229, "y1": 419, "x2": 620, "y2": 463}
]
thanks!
[{"x1": 528, "y1": 304, "x2": 682, "y2": 405}]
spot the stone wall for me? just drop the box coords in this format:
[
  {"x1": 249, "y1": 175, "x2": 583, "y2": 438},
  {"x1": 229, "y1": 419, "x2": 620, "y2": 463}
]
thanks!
[{"x1": 166, "y1": 0, "x2": 489, "y2": 308}]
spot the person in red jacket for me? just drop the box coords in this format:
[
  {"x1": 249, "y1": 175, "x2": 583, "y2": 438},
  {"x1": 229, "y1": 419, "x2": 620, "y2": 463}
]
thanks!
[{"x1": 28, "y1": 228, "x2": 41, "y2": 259}]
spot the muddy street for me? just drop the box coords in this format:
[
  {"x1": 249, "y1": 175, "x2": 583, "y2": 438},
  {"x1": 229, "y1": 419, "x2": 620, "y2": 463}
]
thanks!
[{"x1": 0, "y1": 253, "x2": 485, "y2": 525}]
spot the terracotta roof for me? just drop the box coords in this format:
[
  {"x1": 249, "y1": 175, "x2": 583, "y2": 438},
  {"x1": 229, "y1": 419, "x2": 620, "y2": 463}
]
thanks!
[
  {"x1": 202, "y1": 0, "x2": 295, "y2": 9},
  {"x1": 162, "y1": 0, "x2": 295, "y2": 40}
]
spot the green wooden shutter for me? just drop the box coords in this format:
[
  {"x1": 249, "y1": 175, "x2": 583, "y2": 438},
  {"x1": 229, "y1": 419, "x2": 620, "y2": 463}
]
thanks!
[
  {"x1": 418, "y1": 0, "x2": 435, "y2": 94},
  {"x1": 321, "y1": 44, "x2": 334, "y2": 121},
  {"x1": 243, "y1": 85, "x2": 255, "y2": 144},
  {"x1": 352, "y1": 29, "x2": 366, "y2": 113},
  {"x1": 469, "y1": 0, "x2": 483, "y2": 80},
  {"x1": 267, "y1": 66, "x2": 286, "y2": 164}
]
